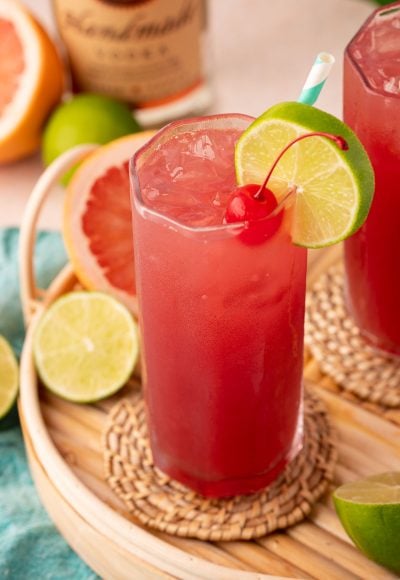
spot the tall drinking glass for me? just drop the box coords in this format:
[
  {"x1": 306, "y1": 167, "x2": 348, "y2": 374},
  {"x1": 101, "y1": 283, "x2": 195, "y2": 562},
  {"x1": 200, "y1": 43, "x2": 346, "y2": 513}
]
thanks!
[
  {"x1": 344, "y1": 3, "x2": 400, "y2": 355},
  {"x1": 130, "y1": 115, "x2": 306, "y2": 497}
]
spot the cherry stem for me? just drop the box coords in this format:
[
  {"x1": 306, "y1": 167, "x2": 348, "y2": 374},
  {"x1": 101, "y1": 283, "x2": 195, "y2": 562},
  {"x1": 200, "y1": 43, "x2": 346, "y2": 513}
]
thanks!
[{"x1": 254, "y1": 131, "x2": 349, "y2": 200}]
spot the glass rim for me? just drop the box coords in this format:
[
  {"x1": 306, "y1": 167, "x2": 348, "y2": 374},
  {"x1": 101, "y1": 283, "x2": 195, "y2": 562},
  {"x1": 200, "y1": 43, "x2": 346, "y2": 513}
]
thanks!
[
  {"x1": 130, "y1": 112, "x2": 288, "y2": 237},
  {"x1": 345, "y1": 2, "x2": 400, "y2": 99}
]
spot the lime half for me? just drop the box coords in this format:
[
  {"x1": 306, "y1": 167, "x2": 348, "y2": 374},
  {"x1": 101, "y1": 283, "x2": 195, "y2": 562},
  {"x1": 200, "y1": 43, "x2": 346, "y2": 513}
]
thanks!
[
  {"x1": 33, "y1": 292, "x2": 139, "y2": 402},
  {"x1": 333, "y1": 472, "x2": 400, "y2": 573},
  {"x1": 0, "y1": 336, "x2": 19, "y2": 420},
  {"x1": 235, "y1": 102, "x2": 374, "y2": 248}
]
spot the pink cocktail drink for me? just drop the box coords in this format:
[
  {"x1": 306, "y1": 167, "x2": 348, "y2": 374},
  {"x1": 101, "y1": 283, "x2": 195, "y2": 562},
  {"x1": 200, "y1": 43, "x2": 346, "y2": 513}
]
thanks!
[
  {"x1": 131, "y1": 115, "x2": 306, "y2": 497},
  {"x1": 344, "y1": 3, "x2": 400, "y2": 354}
]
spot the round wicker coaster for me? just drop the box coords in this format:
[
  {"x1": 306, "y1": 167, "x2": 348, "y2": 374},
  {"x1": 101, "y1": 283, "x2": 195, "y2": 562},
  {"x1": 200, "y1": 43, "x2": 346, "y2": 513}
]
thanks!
[
  {"x1": 306, "y1": 264, "x2": 400, "y2": 408},
  {"x1": 102, "y1": 391, "x2": 336, "y2": 541}
]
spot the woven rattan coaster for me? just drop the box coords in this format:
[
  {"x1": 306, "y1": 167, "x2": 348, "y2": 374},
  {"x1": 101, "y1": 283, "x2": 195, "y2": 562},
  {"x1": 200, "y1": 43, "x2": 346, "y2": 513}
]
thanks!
[
  {"x1": 306, "y1": 264, "x2": 400, "y2": 408},
  {"x1": 102, "y1": 391, "x2": 336, "y2": 541}
]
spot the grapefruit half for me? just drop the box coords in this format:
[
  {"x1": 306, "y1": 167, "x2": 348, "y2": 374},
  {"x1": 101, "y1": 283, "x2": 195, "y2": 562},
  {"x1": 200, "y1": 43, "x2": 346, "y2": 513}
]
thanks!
[
  {"x1": 63, "y1": 132, "x2": 155, "y2": 315},
  {"x1": 0, "y1": 0, "x2": 64, "y2": 163}
]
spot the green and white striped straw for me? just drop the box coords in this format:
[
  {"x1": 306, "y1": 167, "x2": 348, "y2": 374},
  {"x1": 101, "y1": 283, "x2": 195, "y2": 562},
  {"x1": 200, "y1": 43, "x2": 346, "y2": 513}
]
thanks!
[{"x1": 298, "y1": 52, "x2": 335, "y2": 105}]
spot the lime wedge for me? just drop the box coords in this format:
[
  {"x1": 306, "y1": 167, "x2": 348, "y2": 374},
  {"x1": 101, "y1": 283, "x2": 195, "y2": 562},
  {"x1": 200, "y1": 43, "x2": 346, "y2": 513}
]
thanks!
[
  {"x1": 235, "y1": 102, "x2": 374, "y2": 248},
  {"x1": 333, "y1": 472, "x2": 400, "y2": 573},
  {"x1": 33, "y1": 292, "x2": 139, "y2": 402},
  {"x1": 0, "y1": 336, "x2": 19, "y2": 420}
]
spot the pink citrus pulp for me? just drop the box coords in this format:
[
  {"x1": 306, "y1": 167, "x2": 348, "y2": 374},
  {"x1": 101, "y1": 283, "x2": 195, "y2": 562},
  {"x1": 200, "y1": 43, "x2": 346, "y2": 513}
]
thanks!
[
  {"x1": 63, "y1": 132, "x2": 155, "y2": 314},
  {"x1": 0, "y1": 0, "x2": 64, "y2": 163}
]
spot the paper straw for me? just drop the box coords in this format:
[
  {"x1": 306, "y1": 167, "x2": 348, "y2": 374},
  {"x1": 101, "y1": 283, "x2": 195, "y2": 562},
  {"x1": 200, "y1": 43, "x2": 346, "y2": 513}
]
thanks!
[{"x1": 298, "y1": 52, "x2": 335, "y2": 105}]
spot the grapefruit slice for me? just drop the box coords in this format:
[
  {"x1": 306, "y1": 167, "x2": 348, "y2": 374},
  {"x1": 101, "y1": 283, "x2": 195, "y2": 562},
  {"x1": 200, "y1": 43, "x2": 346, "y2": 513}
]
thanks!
[
  {"x1": 0, "y1": 0, "x2": 64, "y2": 163},
  {"x1": 63, "y1": 132, "x2": 155, "y2": 315}
]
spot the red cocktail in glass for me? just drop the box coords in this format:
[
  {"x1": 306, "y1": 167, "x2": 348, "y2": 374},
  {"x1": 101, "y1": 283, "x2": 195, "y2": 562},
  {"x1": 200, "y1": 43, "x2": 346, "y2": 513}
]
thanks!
[
  {"x1": 344, "y1": 3, "x2": 400, "y2": 355},
  {"x1": 130, "y1": 115, "x2": 306, "y2": 497}
]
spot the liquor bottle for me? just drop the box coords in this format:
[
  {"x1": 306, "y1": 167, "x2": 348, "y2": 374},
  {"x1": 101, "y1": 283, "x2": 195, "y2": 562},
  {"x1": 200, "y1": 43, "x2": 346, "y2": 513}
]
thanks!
[{"x1": 52, "y1": 0, "x2": 212, "y2": 126}]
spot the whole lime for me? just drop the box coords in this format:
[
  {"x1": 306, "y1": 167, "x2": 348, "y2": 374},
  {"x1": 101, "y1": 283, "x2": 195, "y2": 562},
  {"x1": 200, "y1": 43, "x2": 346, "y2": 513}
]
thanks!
[{"x1": 42, "y1": 93, "x2": 141, "y2": 184}]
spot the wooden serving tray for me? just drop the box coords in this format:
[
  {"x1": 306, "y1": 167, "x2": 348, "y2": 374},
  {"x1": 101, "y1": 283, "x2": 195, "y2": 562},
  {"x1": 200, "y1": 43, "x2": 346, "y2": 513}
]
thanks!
[{"x1": 18, "y1": 151, "x2": 400, "y2": 579}]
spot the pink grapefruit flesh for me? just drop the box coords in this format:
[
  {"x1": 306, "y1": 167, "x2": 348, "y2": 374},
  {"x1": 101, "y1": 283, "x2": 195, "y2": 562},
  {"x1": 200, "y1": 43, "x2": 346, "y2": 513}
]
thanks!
[
  {"x1": 64, "y1": 132, "x2": 155, "y2": 315},
  {"x1": 0, "y1": 19, "x2": 24, "y2": 116},
  {"x1": 82, "y1": 161, "x2": 135, "y2": 295}
]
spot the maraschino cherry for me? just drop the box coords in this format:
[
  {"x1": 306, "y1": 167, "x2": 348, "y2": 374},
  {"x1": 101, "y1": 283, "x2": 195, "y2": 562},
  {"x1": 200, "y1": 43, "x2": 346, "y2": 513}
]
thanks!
[
  {"x1": 225, "y1": 183, "x2": 282, "y2": 245},
  {"x1": 225, "y1": 131, "x2": 348, "y2": 245}
]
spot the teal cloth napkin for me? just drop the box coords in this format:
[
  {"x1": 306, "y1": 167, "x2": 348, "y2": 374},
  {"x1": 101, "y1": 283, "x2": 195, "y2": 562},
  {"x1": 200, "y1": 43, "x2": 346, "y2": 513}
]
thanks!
[{"x1": 0, "y1": 228, "x2": 98, "y2": 579}]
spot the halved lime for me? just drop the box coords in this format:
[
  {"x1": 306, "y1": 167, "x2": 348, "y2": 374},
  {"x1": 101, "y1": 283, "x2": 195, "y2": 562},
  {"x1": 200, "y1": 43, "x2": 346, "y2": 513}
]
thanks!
[
  {"x1": 333, "y1": 472, "x2": 400, "y2": 573},
  {"x1": 33, "y1": 292, "x2": 139, "y2": 402},
  {"x1": 235, "y1": 102, "x2": 374, "y2": 248},
  {"x1": 0, "y1": 336, "x2": 19, "y2": 420}
]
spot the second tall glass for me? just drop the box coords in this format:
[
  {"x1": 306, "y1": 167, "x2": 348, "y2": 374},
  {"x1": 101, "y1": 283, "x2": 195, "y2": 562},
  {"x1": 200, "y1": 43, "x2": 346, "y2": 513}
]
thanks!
[
  {"x1": 344, "y1": 3, "x2": 400, "y2": 355},
  {"x1": 130, "y1": 115, "x2": 306, "y2": 498}
]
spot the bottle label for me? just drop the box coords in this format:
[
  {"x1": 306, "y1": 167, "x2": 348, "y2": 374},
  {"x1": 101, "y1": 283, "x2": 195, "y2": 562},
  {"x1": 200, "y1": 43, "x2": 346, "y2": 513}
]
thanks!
[{"x1": 53, "y1": 0, "x2": 205, "y2": 105}]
